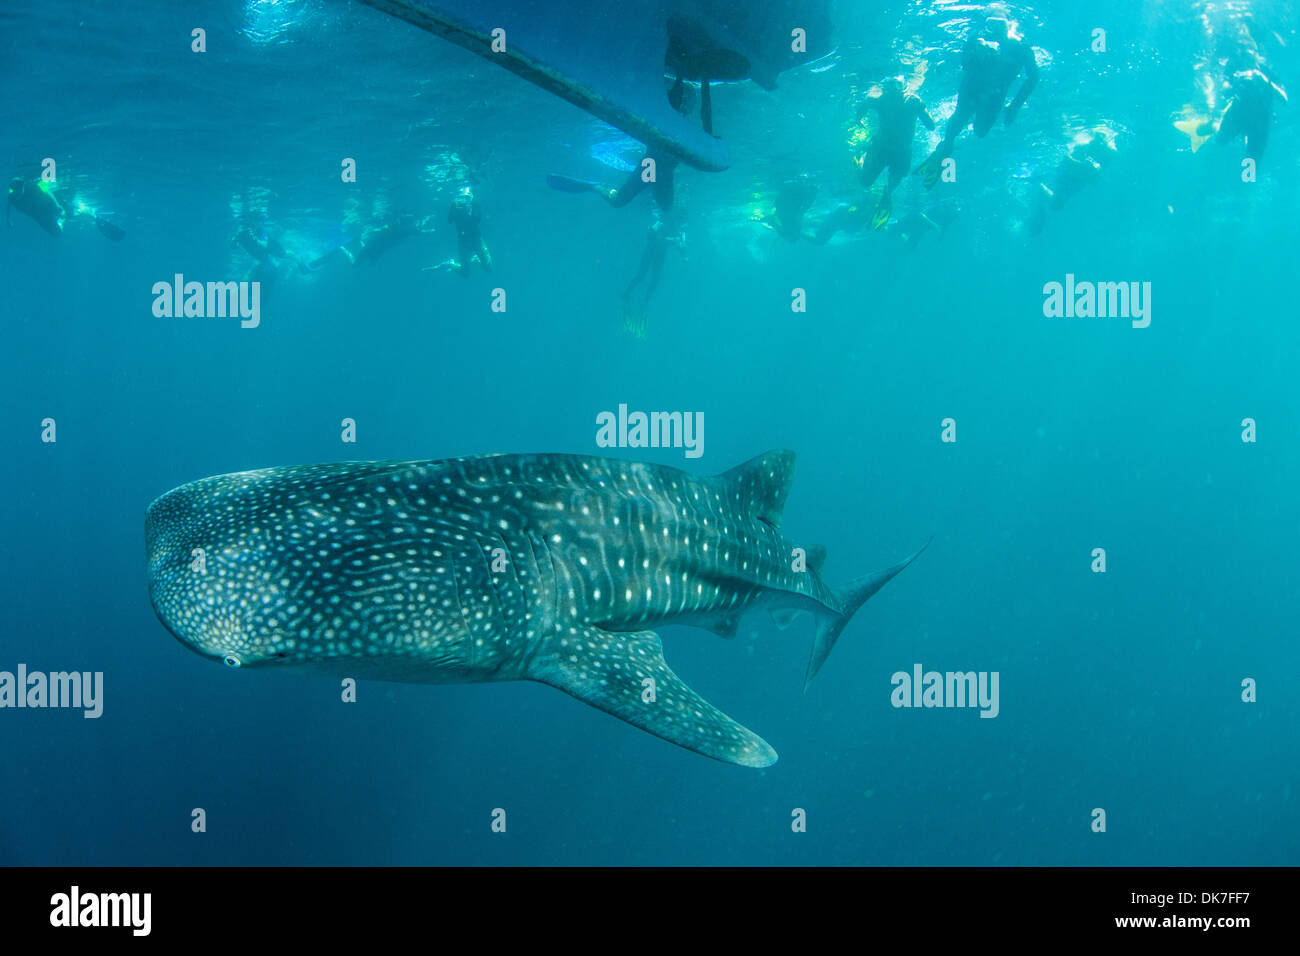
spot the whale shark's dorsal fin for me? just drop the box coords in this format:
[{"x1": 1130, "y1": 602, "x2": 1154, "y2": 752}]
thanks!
[
  {"x1": 717, "y1": 450, "x2": 796, "y2": 528},
  {"x1": 528, "y1": 624, "x2": 777, "y2": 768}
]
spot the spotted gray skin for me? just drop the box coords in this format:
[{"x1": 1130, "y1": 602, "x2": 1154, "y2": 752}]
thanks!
[{"x1": 146, "y1": 451, "x2": 924, "y2": 767}]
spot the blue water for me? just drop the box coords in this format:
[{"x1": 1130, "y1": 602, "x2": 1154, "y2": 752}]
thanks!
[{"x1": 1, "y1": 0, "x2": 1296, "y2": 865}]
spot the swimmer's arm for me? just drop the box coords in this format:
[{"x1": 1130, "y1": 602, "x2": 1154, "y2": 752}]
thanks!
[
  {"x1": 1215, "y1": 99, "x2": 1236, "y2": 129},
  {"x1": 1005, "y1": 48, "x2": 1039, "y2": 122},
  {"x1": 918, "y1": 104, "x2": 937, "y2": 130},
  {"x1": 856, "y1": 88, "x2": 883, "y2": 122}
]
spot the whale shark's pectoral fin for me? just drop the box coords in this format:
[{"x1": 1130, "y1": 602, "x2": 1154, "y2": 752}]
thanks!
[{"x1": 528, "y1": 625, "x2": 777, "y2": 768}]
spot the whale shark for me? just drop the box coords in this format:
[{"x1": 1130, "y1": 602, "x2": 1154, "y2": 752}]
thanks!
[{"x1": 146, "y1": 451, "x2": 923, "y2": 767}]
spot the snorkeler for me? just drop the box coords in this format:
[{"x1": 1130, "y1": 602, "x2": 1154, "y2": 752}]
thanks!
[
  {"x1": 7, "y1": 178, "x2": 64, "y2": 236},
  {"x1": 310, "y1": 213, "x2": 436, "y2": 270},
  {"x1": 856, "y1": 75, "x2": 936, "y2": 229},
  {"x1": 1028, "y1": 127, "x2": 1117, "y2": 236},
  {"x1": 232, "y1": 223, "x2": 304, "y2": 286},
  {"x1": 425, "y1": 186, "x2": 492, "y2": 277},
  {"x1": 761, "y1": 175, "x2": 818, "y2": 242},
  {"x1": 914, "y1": 17, "x2": 1039, "y2": 187},
  {"x1": 621, "y1": 207, "x2": 684, "y2": 338},
  {"x1": 892, "y1": 206, "x2": 946, "y2": 249},
  {"x1": 812, "y1": 199, "x2": 947, "y2": 250},
  {"x1": 7, "y1": 176, "x2": 125, "y2": 241},
  {"x1": 1209, "y1": 66, "x2": 1287, "y2": 158},
  {"x1": 608, "y1": 142, "x2": 680, "y2": 210},
  {"x1": 547, "y1": 77, "x2": 687, "y2": 211},
  {"x1": 547, "y1": 150, "x2": 678, "y2": 210},
  {"x1": 810, "y1": 201, "x2": 870, "y2": 245},
  {"x1": 234, "y1": 224, "x2": 286, "y2": 264},
  {"x1": 1176, "y1": 9, "x2": 1286, "y2": 157}
]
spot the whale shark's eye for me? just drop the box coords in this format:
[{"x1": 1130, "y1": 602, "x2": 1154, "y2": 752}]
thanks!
[{"x1": 223, "y1": 655, "x2": 242, "y2": 668}]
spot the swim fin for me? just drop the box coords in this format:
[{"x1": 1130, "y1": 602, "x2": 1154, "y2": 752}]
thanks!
[
  {"x1": 546, "y1": 173, "x2": 600, "y2": 193},
  {"x1": 94, "y1": 216, "x2": 125, "y2": 242},
  {"x1": 871, "y1": 195, "x2": 891, "y2": 231},
  {"x1": 621, "y1": 305, "x2": 648, "y2": 339},
  {"x1": 914, "y1": 151, "x2": 945, "y2": 189},
  {"x1": 1174, "y1": 114, "x2": 1214, "y2": 153}
]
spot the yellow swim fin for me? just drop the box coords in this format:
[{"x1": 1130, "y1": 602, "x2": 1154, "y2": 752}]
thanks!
[
  {"x1": 1174, "y1": 113, "x2": 1214, "y2": 152},
  {"x1": 914, "y1": 151, "x2": 945, "y2": 189},
  {"x1": 871, "y1": 194, "x2": 892, "y2": 231},
  {"x1": 621, "y1": 306, "x2": 648, "y2": 340}
]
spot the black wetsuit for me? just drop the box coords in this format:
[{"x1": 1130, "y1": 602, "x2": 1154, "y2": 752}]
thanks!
[
  {"x1": 7, "y1": 178, "x2": 65, "y2": 237},
  {"x1": 449, "y1": 194, "x2": 491, "y2": 276},
  {"x1": 1216, "y1": 69, "x2": 1279, "y2": 156},
  {"x1": 771, "y1": 179, "x2": 817, "y2": 241},
  {"x1": 609, "y1": 151, "x2": 679, "y2": 211},
  {"x1": 860, "y1": 86, "x2": 936, "y2": 194},
  {"x1": 234, "y1": 227, "x2": 277, "y2": 263},
  {"x1": 1030, "y1": 138, "x2": 1113, "y2": 235},
  {"x1": 352, "y1": 219, "x2": 421, "y2": 266},
  {"x1": 939, "y1": 32, "x2": 1038, "y2": 154}
]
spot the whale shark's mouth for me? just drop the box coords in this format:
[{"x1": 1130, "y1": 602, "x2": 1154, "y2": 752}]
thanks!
[{"x1": 145, "y1": 486, "x2": 245, "y2": 662}]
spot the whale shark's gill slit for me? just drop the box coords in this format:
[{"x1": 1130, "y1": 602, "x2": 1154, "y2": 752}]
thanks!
[
  {"x1": 538, "y1": 534, "x2": 563, "y2": 627},
  {"x1": 517, "y1": 535, "x2": 548, "y2": 624},
  {"x1": 476, "y1": 532, "x2": 513, "y2": 622},
  {"x1": 448, "y1": 556, "x2": 468, "y2": 630}
]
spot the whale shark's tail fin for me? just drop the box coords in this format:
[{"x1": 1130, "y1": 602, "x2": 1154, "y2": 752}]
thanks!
[
  {"x1": 530, "y1": 624, "x2": 778, "y2": 768},
  {"x1": 804, "y1": 539, "x2": 930, "y2": 691}
]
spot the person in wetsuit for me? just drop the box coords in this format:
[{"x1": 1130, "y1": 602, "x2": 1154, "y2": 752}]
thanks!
[
  {"x1": 1028, "y1": 127, "x2": 1117, "y2": 235},
  {"x1": 549, "y1": 77, "x2": 687, "y2": 213},
  {"x1": 856, "y1": 75, "x2": 937, "y2": 228},
  {"x1": 232, "y1": 223, "x2": 304, "y2": 287},
  {"x1": 915, "y1": 17, "x2": 1038, "y2": 186},
  {"x1": 765, "y1": 175, "x2": 818, "y2": 242},
  {"x1": 310, "y1": 213, "x2": 436, "y2": 270},
  {"x1": 8, "y1": 176, "x2": 124, "y2": 240},
  {"x1": 621, "y1": 206, "x2": 684, "y2": 338},
  {"x1": 426, "y1": 186, "x2": 491, "y2": 277},
  {"x1": 7, "y1": 178, "x2": 65, "y2": 236},
  {"x1": 1210, "y1": 66, "x2": 1287, "y2": 158}
]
